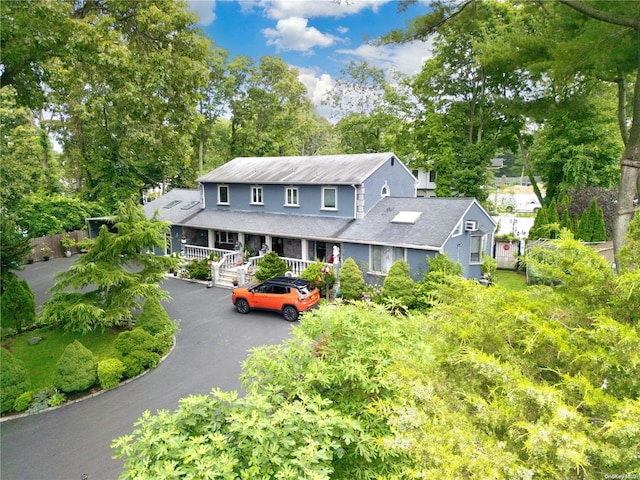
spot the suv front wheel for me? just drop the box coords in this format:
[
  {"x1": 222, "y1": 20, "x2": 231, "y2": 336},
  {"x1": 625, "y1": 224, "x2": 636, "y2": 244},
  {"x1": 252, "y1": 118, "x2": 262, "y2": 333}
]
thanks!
[
  {"x1": 282, "y1": 305, "x2": 299, "y2": 322},
  {"x1": 235, "y1": 298, "x2": 250, "y2": 314}
]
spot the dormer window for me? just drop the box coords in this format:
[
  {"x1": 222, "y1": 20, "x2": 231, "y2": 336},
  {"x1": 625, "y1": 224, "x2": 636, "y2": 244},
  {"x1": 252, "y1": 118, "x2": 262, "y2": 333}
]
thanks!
[
  {"x1": 251, "y1": 186, "x2": 263, "y2": 205},
  {"x1": 218, "y1": 185, "x2": 229, "y2": 205},
  {"x1": 322, "y1": 187, "x2": 337, "y2": 210}
]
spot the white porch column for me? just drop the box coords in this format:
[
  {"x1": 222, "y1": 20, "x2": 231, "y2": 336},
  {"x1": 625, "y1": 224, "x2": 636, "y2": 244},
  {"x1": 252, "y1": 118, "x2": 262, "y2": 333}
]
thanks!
[
  {"x1": 237, "y1": 232, "x2": 245, "y2": 247},
  {"x1": 265, "y1": 236, "x2": 272, "y2": 252},
  {"x1": 300, "y1": 239, "x2": 309, "y2": 261},
  {"x1": 208, "y1": 230, "x2": 215, "y2": 248}
]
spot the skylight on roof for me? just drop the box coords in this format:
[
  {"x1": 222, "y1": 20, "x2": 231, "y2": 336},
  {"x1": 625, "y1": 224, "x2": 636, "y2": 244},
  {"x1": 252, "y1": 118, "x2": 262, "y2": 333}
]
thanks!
[
  {"x1": 180, "y1": 201, "x2": 200, "y2": 210},
  {"x1": 392, "y1": 211, "x2": 422, "y2": 224},
  {"x1": 163, "y1": 200, "x2": 182, "y2": 209}
]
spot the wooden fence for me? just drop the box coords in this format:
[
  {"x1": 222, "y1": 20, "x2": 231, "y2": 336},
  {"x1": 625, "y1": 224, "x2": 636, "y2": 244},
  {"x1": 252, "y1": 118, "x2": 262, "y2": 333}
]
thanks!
[{"x1": 28, "y1": 230, "x2": 89, "y2": 262}]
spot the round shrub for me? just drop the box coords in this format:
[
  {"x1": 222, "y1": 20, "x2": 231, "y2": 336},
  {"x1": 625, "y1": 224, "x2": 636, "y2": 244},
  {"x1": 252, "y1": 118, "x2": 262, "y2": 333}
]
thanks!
[
  {"x1": 98, "y1": 358, "x2": 126, "y2": 389},
  {"x1": 135, "y1": 297, "x2": 172, "y2": 335},
  {"x1": 114, "y1": 328, "x2": 157, "y2": 356},
  {"x1": 255, "y1": 251, "x2": 289, "y2": 281},
  {"x1": 1, "y1": 348, "x2": 31, "y2": 413},
  {"x1": 301, "y1": 261, "x2": 336, "y2": 298},
  {"x1": 53, "y1": 340, "x2": 97, "y2": 393},
  {"x1": 186, "y1": 258, "x2": 211, "y2": 280},
  {"x1": 121, "y1": 350, "x2": 160, "y2": 378},
  {"x1": 382, "y1": 260, "x2": 415, "y2": 307},
  {"x1": 339, "y1": 257, "x2": 365, "y2": 300},
  {"x1": 13, "y1": 391, "x2": 33, "y2": 412},
  {"x1": 1, "y1": 275, "x2": 36, "y2": 334}
]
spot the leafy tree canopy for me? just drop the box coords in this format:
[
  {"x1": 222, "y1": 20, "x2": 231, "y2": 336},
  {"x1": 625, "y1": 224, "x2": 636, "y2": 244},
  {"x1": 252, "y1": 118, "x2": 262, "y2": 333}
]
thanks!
[{"x1": 41, "y1": 200, "x2": 178, "y2": 333}]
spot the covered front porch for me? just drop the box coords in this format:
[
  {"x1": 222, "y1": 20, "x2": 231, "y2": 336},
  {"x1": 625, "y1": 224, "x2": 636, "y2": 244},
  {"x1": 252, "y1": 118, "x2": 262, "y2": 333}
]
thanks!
[{"x1": 180, "y1": 241, "x2": 337, "y2": 289}]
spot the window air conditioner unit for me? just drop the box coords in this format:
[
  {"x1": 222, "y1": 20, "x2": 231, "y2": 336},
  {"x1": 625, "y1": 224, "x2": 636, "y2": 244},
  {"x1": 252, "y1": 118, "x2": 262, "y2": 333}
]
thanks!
[{"x1": 464, "y1": 220, "x2": 478, "y2": 231}]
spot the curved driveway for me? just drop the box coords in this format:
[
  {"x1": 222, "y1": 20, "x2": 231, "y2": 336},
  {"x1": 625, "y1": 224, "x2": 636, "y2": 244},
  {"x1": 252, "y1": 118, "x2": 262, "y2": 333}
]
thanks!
[{"x1": 1, "y1": 257, "x2": 294, "y2": 480}]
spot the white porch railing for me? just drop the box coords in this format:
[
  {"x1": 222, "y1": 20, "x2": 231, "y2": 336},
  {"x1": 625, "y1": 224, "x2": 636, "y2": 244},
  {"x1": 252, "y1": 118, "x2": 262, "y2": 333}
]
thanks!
[
  {"x1": 182, "y1": 245, "x2": 231, "y2": 261},
  {"x1": 244, "y1": 256, "x2": 320, "y2": 276},
  {"x1": 179, "y1": 246, "x2": 330, "y2": 286}
]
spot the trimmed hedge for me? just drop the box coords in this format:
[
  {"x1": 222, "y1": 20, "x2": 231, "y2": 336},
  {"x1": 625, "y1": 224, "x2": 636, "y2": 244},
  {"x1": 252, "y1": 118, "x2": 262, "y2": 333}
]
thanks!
[
  {"x1": 339, "y1": 258, "x2": 365, "y2": 300},
  {"x1": 136, "y1": 297, "x2": 172, "y2": 335},
  {"x1": 1, "y1": 348, "x2": 31, "y2": 413},
  {"x1": 98, "y1": 358, "x2": 126, "y2": 389},
  {"x1": 115, "y1": 328, "x2": 162, "y2": 378},
  {"x1": 382, "y1": 260, "x2": 415, "y2": 307},
  {"x1": 255, "y1": 251, "x2": 289, "y2": 281},
  {"x1": 54, "y1": 340, "x2": 97, "y2": 393}
]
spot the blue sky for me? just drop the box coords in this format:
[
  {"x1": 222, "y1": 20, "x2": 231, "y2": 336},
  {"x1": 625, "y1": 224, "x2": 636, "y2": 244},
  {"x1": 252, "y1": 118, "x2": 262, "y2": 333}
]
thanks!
[{"x1": 187, "y1": 0, "x2": 433, "y2": 117}]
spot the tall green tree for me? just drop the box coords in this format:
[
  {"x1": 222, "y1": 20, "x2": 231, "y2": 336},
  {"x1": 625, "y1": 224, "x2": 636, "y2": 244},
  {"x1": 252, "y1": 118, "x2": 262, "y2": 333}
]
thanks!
[
  {"x1": 229, "y1": 56, "x2": 318, "y2": 157},
  {"x1": 41, "y1": 200, "x2": 178, "y2": 333},
  {"x1": 552, "y1": 0, "x2": 640, "y2": 264},
  {"x1": 0, "y1": 86, "x2": 46, "y2": 213},
  {"x1": 4, "y1": 1, "x2": 212, "y2": 209}
]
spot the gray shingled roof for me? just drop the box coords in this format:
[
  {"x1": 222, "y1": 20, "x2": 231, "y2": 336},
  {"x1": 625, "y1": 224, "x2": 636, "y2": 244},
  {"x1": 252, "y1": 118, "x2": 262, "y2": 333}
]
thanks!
[
  {"x1": 143, "y1": 190, "x2": 491, "y2": 251},
  {"x1": 196, "y1": 152, "x2": 399, "y2": 185},
  {"x1": 142, "y1": 189, "x2": 202, "y2": 224},
  {"x1": 339, "y1": 197, "x2": 477, "y2": 249},
  {"x1": 183, "y1": 209, "x2": 354, "y2": 241}
]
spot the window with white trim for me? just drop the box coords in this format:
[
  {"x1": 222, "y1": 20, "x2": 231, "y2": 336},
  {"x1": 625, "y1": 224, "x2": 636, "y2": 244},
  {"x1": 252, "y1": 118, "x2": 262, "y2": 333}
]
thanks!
[
  {"x1": 371, "y1": 245, "x2": 405, "y2": 274},
  {"x1": 251, "y1": 186, "x2": 263, "y2": 205},
  {"x1": 381, "y1": 183, "x2": 390, "y2": 197},
  {"x1": 322, "y1": 187, "x2": 337, "y2": 209},
  {"x1": 285, "y1": 187, "x2": 299, "y2": 206},
  {"x1": 218, "y1": 185, "x2": 229, "y2": 204},
  {"x1": 470, "y1": 234, "x2": 485, "y2": 264}
]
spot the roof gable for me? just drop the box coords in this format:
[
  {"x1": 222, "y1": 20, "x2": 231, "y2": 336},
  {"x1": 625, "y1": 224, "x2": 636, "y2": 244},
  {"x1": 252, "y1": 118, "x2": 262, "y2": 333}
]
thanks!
[{"x1": 196, "y1": 152, "x2": 402, "y2": 185}]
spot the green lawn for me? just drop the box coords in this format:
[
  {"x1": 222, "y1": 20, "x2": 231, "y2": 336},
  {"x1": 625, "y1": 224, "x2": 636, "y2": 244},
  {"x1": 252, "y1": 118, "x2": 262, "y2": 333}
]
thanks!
[
  {"x1": 6, "y1": 326, "x2": 119, "y2": 391},
  {"x1": 493, "y1": 269, "x2": 528, "y2": 292}
]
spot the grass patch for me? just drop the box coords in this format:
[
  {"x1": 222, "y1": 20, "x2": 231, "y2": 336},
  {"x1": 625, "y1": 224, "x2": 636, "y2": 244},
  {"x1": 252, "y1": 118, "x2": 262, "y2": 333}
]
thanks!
[
  {"x1": 5, "y1": 326, "x2": 119, "y2": 391},
  {"x1": 493, "y1": 269, "x2": 528, "y2": 292}
]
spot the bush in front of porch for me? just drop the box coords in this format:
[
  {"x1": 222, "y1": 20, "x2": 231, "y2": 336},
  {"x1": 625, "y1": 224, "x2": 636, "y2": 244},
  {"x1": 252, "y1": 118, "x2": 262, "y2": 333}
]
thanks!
[{"x1": 255, "y1": 251, "x2": 289, "y2": 281}]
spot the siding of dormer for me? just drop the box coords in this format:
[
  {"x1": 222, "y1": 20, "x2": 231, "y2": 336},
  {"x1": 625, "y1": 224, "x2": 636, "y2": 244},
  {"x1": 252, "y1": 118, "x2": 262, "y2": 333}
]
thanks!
[
  {"x1": 202, "y1": 182, "x2": 356, "y2": 218},
  {"x1": 361, "y1": 157, "x2": 416, "y2": 213}
]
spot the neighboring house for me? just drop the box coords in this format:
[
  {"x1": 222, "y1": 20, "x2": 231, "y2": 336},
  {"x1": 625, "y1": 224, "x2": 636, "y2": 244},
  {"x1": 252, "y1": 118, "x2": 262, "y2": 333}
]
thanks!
[
  {"x1": 412, "y1": 168, "x2": 437, "y2": 197},
  {"x1": 143, "y1": 152, "x2": 496, "y2": 284}
]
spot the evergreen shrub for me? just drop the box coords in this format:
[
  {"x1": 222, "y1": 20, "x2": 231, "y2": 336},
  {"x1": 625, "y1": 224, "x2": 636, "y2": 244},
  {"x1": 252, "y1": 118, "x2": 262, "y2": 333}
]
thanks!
[
  {"x1": 382, "y1": 260, "x2": 415, "y2": 307},
  {"x1": 0, "y1": 275, "x2": 36, "y2": 333},
  {"x1": 339, "y1": 257, "x2": 365, "y2": 300},
  {"x1": 121, "y1": 350, "x2": 160, "y2": 378},
  {"x1": 1, "y1": 348, "x2": 31, "y2": 413},
  {"x1": 115, "y1": 328, "x2": 162, "y2": 378},
  {"x1": 136, "y1": 297, "x2": 172, "y2": 335},
  {"x1": 255, "y1": 251, "x2": 289, "y2": 281},
  {"x1": 54, "y1": 340, "x2": 97, "y2": 393},
  {"x1": 13, "y1": 390, "x2": 33, "y2": 412},
  {"x1": 98, "y1": 358, "x2": 126, "y2": 389},
  {"x1": 186, "y1": 258, "x2": 211, "y2": 280}
]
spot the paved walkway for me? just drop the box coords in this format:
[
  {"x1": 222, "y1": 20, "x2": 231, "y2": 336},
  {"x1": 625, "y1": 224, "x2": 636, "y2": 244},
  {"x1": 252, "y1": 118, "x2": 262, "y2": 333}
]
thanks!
[{"x1": 1, "y1": 256, "x2": 294, "y2": 480}]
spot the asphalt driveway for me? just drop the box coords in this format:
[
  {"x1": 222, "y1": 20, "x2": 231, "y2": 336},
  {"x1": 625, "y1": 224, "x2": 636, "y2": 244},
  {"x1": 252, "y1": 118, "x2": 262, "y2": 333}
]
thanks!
[{"x1": 1, "y1": 256, "x2": 295, "y2": 480}]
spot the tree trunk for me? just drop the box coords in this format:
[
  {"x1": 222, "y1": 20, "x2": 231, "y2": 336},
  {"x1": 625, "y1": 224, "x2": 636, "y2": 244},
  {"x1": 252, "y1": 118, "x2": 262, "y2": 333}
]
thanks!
[{"x1": 613, "y1": 61, "x2": 640, "y2": 266}]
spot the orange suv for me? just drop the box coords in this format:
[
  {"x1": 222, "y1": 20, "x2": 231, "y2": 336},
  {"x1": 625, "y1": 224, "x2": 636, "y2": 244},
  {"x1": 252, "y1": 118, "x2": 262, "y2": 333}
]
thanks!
[{"x1": 232, "y1": 276, "x2": 320, "y2": 321}]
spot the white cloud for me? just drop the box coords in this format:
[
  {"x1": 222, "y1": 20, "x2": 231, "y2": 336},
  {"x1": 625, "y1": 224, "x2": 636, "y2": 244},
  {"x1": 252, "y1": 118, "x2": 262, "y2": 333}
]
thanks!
[
  {"x1": 263, "y1": 17, "x2": 337, "y2": 52},
  {"x1": 187, "y1": 0, "x2": 217, "y2": 26},
  {"x1": 336, "y1": 39, "x2": 434, "y2": 76},
  {"x1": 249, "y1": 0, "x2": 392, "y2": 20},
  {"x1": 297, "y1": 67, "x2": 333, "y2": 109}
]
